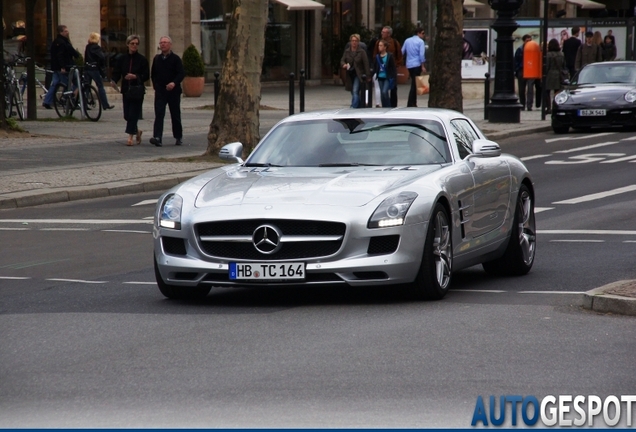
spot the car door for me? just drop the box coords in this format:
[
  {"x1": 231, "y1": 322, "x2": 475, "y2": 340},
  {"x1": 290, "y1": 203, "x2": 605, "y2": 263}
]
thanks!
[{"x1": 450, "y1": 119, "x2": 511, "y2": 240}]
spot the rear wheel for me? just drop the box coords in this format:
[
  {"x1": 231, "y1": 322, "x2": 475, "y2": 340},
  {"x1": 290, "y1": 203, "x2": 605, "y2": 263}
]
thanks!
[
  {"x1": 83, "y1": 85, "x2": 102, "y2": 121},
  {"x1": 154, "y1": 255, "x2": 211, "y2": 300},
  {"x1": 53, "y1": 83, "x2": 69, "y2": 117},
  {"x1": 409, "y1": 203, "x2": 453, "y2": 300},
  {"x1": 10, "y1": 86, "x2": 25, "y2": 120},
  {"x1": 482, "y1": 184, "x2": 536, "y2": 276}
]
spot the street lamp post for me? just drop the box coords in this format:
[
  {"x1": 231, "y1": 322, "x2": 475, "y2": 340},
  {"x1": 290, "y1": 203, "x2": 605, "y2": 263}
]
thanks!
[{"x1": 488, "y1": 0, "x2": 524, "y2": 123}]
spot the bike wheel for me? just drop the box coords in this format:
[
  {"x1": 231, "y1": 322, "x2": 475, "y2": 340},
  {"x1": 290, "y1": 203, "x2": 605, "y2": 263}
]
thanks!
[
  {"x1": 83, "y1": 85, "x2": 102, "y2": 121},
  {"x1": 11, "y1": 86, "x2": 25, "y2": 120},
  {"x1": 53, "y1": 83, "x2": 67, "y2": 118}
]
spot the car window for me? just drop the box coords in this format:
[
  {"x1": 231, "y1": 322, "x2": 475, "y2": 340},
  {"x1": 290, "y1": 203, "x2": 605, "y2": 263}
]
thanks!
[
  {"x1": 248, "y1": 119, "x2": 451, "y2": 167},
  {"x1": 450, "y1": 119, "x2": 479, "y2": 159},
  {"x1": 578, "y1": 64, "x2": 636, "y2": 85}
]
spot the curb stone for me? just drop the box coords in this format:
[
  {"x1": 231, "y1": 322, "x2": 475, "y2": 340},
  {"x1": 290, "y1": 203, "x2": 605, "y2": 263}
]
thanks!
[{"x1": 582, "y1": 280, "x2": 636, "y2": 316}]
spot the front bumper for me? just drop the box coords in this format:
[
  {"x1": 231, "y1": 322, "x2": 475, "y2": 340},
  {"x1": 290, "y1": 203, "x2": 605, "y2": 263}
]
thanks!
[{"x1": 552, "y1": 105, "x2": 636, "y2": 128}]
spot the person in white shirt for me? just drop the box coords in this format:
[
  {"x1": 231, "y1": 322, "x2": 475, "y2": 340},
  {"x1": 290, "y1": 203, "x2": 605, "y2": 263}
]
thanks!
[{"x1": 401, "y1": 27, "x2": 426, "y2": 107}]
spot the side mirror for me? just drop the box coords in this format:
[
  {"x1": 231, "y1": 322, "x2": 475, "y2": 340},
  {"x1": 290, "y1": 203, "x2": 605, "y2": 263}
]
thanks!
[
  {"x1": 472, "y1": 138, "x2": 501, "y2": 157},
  {"x1": 219, "y1": 142, "x2": 244, "y2": 164}
]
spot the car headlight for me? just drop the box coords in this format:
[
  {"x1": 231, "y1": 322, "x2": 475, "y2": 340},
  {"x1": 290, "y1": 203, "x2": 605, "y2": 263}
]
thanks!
[
  {"x1": 625, "y1": 90, "x2": 636, "y2": 103},
  {"x1": 368, "y1": 192, "x2": 418, "y2": 228},
  {"x1": 158, "y1": 193, "x2": 183, "y2": 229},
  {"x1": 554, "y1": 91, "x2": 569, "y2": 105}
]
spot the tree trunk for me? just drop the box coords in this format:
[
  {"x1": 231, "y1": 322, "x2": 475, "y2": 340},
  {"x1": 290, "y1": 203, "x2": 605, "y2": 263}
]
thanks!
[
  {"x1": 428, "y1": 0, "x2": 463, "y2": 112},
  {"x1": 206, "y1": 0, "x2": 268, "y2": 156}
]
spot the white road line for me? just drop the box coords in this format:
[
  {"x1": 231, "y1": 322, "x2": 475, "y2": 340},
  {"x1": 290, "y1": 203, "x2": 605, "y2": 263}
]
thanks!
[
  {"x1": 534, "y1": 207, "x2": 554, "y2": 213},
  {"x1": 0, "y1": 227, "x2": 30, "y2": 231},
  {"x1": 624, "y1": 240, "x2": 636, "y2": 243},
  {"x1": 102, "y1": 230, "x2": 151, "y2": 234},
  {"x1": 552, "y1": 185, "x2": 636, "y2": 204},
  {"x1": 0, "y1": 219, "x2": 153, "y2": 224},
  {"x1": 519, "y1": 291, "x2": 585, "y2": 294},
  {"x1": 0, "y1": 276, "x2": 31, "y2": 280},
  {"x1": 600, "y1": 155, "x2": 636, "y2": 163},
  {"x1": 46, "y1": 278, "x2": 107, "y2": 284},
  {"x1": 545, "y1": 132, "x2": 616, "y2": 143},
  {"x1": 549, "y1": 239, "x2": 605, "y2": 243},
  {"x1": 538, "y1": 229, "x2": 636, "y2": 235},
  {"x1": 620, "y1": 135, "x2": 636, "y2": 141},
  {"x1": 122, "y1": 281, "x2": 157, "y2": 285},
  {"x1": 452, "y1": 289, "x2": 506, "y2": 293},
  {"x1": 142, "y1": 216, "x2": 154, "y2": 220},
  {"x1": 132, "y1": 199, "x2": 158, "y2": 207},
  {"x1": 40, "y1": 228, "x2": 90, "y2": 231},
  {"x1": 554, "y1": 141, "x2": 619, "y2": 153},
  {"x1": 520, "y1": 154, "x2": 552, "y2": 161}
]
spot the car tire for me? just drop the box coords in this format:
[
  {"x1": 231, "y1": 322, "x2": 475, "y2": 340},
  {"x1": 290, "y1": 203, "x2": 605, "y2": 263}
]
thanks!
[
  {"x1": 154, "y1": 255, "x2": 211, "y2": 300},
  {"x1": 552, "y1": 125, "x2": 569, "y2": 134},
  {"x1": 409, "y1": 203, "x2": 452, "y2": 300},
  {"x1": 482, "y1": 184, "x2": 536, "y2": 276}
]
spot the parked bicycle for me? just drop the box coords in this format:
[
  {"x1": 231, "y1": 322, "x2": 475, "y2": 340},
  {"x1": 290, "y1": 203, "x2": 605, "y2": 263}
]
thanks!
[
  {"x1": 3, "y1": 51, "x2": 25, "y2": 120},
  {"x1": 16, "y1": 55, "x2": 51, "y2": 101},
  {"x1": 52, "y1": 64, "x2": 102, "y2": 121}
]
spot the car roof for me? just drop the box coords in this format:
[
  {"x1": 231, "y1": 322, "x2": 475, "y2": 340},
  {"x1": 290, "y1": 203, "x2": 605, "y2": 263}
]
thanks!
[{"x1": 278, "y1": 107, "x2": 466, "y2": 124}]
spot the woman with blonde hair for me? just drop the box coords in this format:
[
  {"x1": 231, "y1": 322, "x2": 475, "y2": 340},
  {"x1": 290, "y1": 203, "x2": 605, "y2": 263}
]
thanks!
[
  {"x1": 84, "y1": 32, "x2": 114, "y2": 111},
  {"x1": 592, "y1": 31, "x2": 603, "y2": 47}
]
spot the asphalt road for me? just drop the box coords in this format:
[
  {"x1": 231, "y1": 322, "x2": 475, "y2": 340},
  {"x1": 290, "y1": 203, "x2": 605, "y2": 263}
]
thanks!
[{"x1": 1, "y1": 129, "x2": 635, "y2": 427}]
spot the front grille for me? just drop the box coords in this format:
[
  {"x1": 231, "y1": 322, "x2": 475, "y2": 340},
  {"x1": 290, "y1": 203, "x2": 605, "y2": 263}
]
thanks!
[
  {"x1": 367, "y1": 235, "x2": 400, "y2": 255},
  {"x1": 196, "y1": 219, "x2": 346, "y2": 260},
  {"x1": 162, "y1": 236, "x2": 187, "y2": 256}
]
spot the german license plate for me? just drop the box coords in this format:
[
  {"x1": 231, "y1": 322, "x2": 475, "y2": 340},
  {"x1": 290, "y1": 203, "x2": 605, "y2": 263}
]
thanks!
[
  {"x1": 229, "y1": 262, "x2": 305, "y2": 280},
  {"x1": 578, "y1": 109, "x2": 606, "y2": 116}
]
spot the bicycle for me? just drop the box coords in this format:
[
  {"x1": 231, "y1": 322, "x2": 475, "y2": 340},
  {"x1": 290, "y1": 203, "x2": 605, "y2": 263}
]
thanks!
[
  {"x1": 53, "y1": 64, "x2": 102, "y2": 121},
  {"x1": 3, "y1": 51, "x2": 25, "y2": 120},
  {"x1": 16, "y1": 55, "x2": 50, "y2": 101}
]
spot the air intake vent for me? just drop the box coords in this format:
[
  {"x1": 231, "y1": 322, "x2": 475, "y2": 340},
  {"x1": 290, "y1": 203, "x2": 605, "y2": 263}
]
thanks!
[{"x1": 367, "y1": 235, "x2": 399, "y2": 255}]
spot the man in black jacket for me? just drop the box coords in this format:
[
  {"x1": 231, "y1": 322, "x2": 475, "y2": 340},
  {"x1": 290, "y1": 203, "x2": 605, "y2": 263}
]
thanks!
[
  {"x1": 149, "y1": 36, "x2": 185, "y2": 147},
  {"x1": 42, "y1": 25, "x2": 80, "y2": 109},
  {"x1": 562, "y1": 27, "x2": 582, "y2": 79}
]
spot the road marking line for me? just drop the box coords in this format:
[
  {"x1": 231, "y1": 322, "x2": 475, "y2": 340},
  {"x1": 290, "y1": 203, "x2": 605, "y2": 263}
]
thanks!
[
  {"x1": 554, "y1": 141, "x2": 619, "y2": 153},
  {"x1": 624, "y1": 240, "x2": 636, "y2": 243},
  {"x1": 40, "y1": 228, "x2": 90, "y2": 231},
  {"x1": 549, "y1": 239, "x2": 605, "y2": 243},
  {"x1": 545, "y1": 132, "x2": 616, "y2": 143},
  {"x1": 452, "y1": 289, "x2": 506, "y2": 293},
  {"x1": 0, "y1": 276, "x2": 31, "y2": 280},
  {"x1": 535, "y1": 207, "x2": 554, "y2": 213},
  {"x1": 519, "y1": 291, "x2": 585, "y2": 294},
  {"x1": 620, "y1": 135, "x2": 636, "y2": 141},
  {"x1": 102, "y1": 230, "x2": 151, "y2": 234},
  {"x1": 0, "y1": 227, "x2": 29, "y2": 230},
  {"x1": 46, "y1": 278, "x2": 107, "y2": 284},
  {"x1": 600, "y1": 155, "x2": 636, "y2": 163},
  {"x1": 520, "y1": 154, "x2": 551, "y2": 161},
  {"x1": 122, "y1": 281, "x2": 157, "y2": 285},
  {"x1": 538, "y1": 229, "x2": 636, "y2": 235},
  {"x1": 0, "y1": 219, "x2": 153, "y2": 224},
  {"x1": 132, "y1": 199, "x2": 158, "y2": 206},
  {"x1": 552, "y1": 185, "x2": 636, "y2": 204},
  {"x1": 0, "y1": 259, "x2": 70, "y2": 269}
]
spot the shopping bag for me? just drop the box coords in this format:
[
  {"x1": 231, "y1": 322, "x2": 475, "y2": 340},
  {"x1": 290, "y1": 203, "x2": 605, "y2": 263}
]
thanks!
[{"x1": 416, "y1": 74, "x2": 429, "y2": 95}]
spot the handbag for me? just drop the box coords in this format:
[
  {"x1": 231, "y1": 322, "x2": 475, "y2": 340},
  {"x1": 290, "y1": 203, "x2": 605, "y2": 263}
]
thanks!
[{"x1": 126, "y1": 57, "x2": 145, "y2": 100}]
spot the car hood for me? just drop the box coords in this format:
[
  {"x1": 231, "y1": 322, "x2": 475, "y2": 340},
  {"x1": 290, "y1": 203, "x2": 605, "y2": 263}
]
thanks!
[
  {"x1": 568, "y1": 84, "x2": 634, "y2": 102},
  {"x1": 194, "y1": 166, "x2": 441, "y2": 208}
]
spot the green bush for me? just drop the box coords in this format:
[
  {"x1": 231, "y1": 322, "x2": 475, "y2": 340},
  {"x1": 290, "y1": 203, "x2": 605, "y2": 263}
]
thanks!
[{"x1": 182, "y1": 44, "x2": 205, "y2": 77}]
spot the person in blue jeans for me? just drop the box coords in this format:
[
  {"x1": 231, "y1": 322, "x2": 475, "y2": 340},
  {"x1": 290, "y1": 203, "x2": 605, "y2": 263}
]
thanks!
[
  {"x1": 340, "y1": 34, "x2": 370, "y2": 108},
  {"x1": 375, "y1": 40, "x2": 397, "y2": 108},
  {"x1": 43, "y1": 25, "x2": 80, "y2": 109},
  {"x1": 84, "y1": 32, "x2": 114, "y2": 110}
]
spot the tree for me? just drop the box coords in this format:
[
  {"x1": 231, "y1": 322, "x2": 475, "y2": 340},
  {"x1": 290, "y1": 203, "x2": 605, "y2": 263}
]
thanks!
[
  {"x1": 206, "y1": 0, "x2": 268, "y2": 156},
  {"x1": 428, "y1": 0, "x2": 463, "y2": 112}
]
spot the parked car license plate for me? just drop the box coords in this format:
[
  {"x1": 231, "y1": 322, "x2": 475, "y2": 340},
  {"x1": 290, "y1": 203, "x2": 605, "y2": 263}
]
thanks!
[
  {"x1": 578, "y1": 109, "x2": 606, "y2": 116},
  {"x1": 229, "y1": 262, "x2": 305, "y2": 280}
]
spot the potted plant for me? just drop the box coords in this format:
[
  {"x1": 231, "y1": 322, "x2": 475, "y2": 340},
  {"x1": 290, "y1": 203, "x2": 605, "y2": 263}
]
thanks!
[{"x1": 182, "y1": 44, "x2": 205, "y2": 97}]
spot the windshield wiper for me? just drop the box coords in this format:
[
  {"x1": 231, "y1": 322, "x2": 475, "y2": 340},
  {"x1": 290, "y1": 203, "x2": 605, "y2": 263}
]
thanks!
[
  {"x1": 318, "y1": 162, "x2": 379, "y2": 167},
  {"x1": 244, "y1": 162, "x2": 283, "y2": 167}
]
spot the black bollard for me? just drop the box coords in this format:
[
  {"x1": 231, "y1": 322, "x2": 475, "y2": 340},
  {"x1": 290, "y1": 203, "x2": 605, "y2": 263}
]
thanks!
[
  {"x1": 484, "y1": 73, "x2": 490, "y2": 120},
  {"x1": 289, "y1": 72, "x2": 295, "y2": 115},
  {"x1": 299, "y1": 69, "x2": 305, "y2": 113},
  {"x1": 214, "y1": 71, "x2": 220, "y2": 108}
]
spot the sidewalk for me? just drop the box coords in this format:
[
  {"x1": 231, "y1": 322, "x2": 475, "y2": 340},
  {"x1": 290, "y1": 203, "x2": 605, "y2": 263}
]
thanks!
[{"x1": 1, "y1": 82, "x2": 634, "y2": 314}]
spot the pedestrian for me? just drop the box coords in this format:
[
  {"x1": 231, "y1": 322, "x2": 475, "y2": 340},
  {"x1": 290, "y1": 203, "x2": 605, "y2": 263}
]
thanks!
[
  {"x1": 401, "y1": 27, "x2": 426, "y2": 107},
  {"x1": 42, "y1": 25, "x2": 80, "y2": 109},
  {"x1": 601, "y1": 35, "x2": 617, "y2": 61},
  {"x1": 373, "y1": 26, "x2": 402, "y2": 107},
  {"x1": 514, "y1": 34, "x2": 534, "y2": 110},
  {"x1": 111, "y1": 34, "x2": 149, "y2": 146},
  {"x1": 562, "y1": 26, "x2": 581, "y2": 79},
  {"x1": 340, "y1": 33, "x2": 371, "y2": 109},
  {"x1": 544, "y1": 38, "x2": 565, "y2": 113},
  {"x1": 84, "y1": 32, "x2": 114, "y2": 110},
  {"x1": 149, "y1": 36, "x2": 185, "y2": 147},
  {"x1": 375, "y1": 40, "x2": 397, "y2": 108},
  {"x1": 592, "y1": 31, "x2": 603, "y2": 49},
  {"x1": 575, "y1": 31, "x2": 602, "y2": 72}
]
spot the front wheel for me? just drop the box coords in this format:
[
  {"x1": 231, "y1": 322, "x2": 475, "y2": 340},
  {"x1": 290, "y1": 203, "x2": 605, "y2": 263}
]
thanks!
[
  {"x1": 53, "y1": 83, "x2": 70, "y2": 117},
  {"x1": 482, "y1": 184, "x2": 536, "y2": 276},
  {"x1": 10, "y1": 86, "x2": 25, "y2": 120},
  {"x1": 409, "y1": 203, "x2": 453, "y2": 300},
  {"x1": 83, "y1": 85, "x2": 102, "y2": 121},
  {"x1": 154, "y1": 255, "x2": 211, "y2": 300}
]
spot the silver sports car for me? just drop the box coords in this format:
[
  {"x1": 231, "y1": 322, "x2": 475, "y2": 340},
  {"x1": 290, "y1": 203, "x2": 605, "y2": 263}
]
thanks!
[{"x1": 154, "y1": 108, "x2": 536, "y2": 300}]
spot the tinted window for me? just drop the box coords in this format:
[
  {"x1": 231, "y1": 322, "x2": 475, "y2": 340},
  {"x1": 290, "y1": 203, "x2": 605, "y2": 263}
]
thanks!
[{"x1": 450, "y1": 119, "x2": 479, "y2": 159}]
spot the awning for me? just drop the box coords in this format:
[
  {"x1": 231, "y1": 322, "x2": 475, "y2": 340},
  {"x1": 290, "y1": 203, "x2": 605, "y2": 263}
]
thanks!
[
  {"x1": 463, "y1": 0, "x2": 488, "y2": 7},
  {"x1": 271, "y1": 0, "x2": 325, "y2": 11},
  {"x1": 564, "y1": 0, "x2": 606, "y2": 9}
]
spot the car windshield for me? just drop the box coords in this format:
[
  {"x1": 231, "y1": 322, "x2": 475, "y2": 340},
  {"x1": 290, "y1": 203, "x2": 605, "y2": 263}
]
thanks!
[
  {"x1": 577, "y1": 64, "x2": 636, "y2": 85},
  {"x1": 245, "y1": 118, "x2": 451, "y2": 167}
]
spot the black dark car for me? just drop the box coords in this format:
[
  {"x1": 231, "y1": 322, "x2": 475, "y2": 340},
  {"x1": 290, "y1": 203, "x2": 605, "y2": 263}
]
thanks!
[{"x1": 552, "y1": 61, "x2": 636, "y2": 134}]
